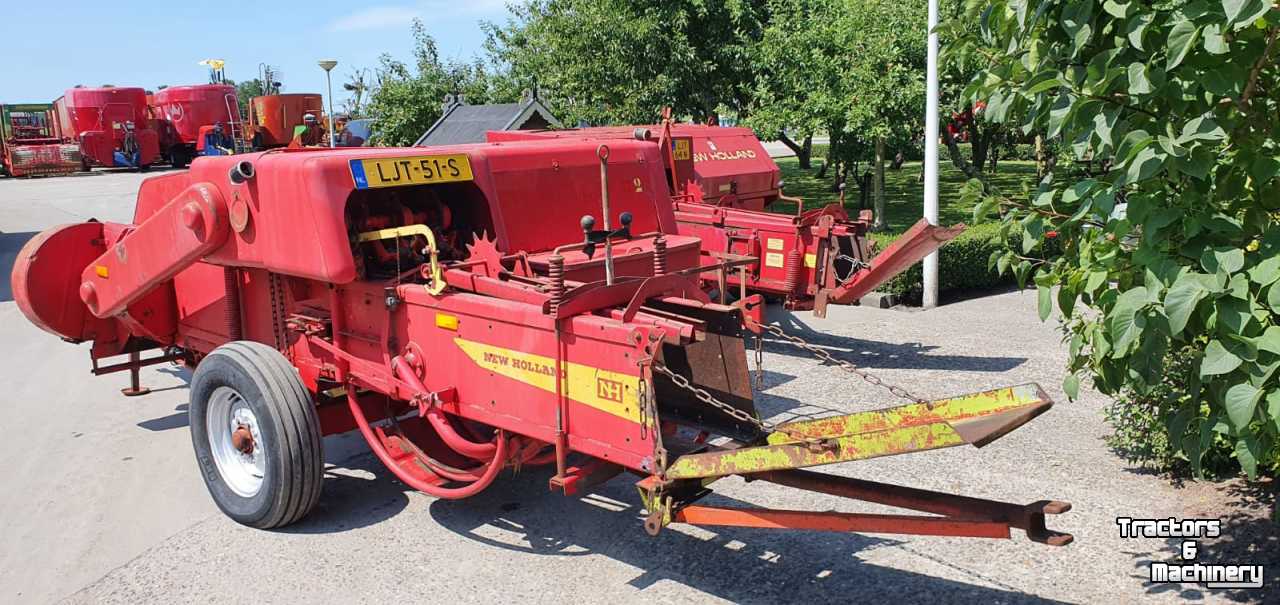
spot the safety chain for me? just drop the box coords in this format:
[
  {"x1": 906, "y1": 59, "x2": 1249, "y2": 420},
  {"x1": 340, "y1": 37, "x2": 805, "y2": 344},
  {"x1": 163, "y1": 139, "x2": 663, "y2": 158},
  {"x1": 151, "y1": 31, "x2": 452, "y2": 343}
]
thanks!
[
  {"x1": 752, "y1": 321, "x2": 929, "y2": 405},
  {"x1": 637, "y1": 374, "x2": 669, "y2": 468},
  {"x1": 651, "y1": 362, "x2": 831, "y2": 448},
  {"x1": 834, "y1": 254, "x2": 871, "y2": 284},
  {"x1": 638, "y1": 377, "x2": 651, "y2": 440}
]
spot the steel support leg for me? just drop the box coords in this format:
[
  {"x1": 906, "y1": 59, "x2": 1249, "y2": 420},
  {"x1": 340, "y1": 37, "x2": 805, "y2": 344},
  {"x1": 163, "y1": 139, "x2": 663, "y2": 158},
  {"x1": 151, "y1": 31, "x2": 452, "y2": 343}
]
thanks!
[{"x1": 120, "y1": 351, "x2": 151, "y2": 397}]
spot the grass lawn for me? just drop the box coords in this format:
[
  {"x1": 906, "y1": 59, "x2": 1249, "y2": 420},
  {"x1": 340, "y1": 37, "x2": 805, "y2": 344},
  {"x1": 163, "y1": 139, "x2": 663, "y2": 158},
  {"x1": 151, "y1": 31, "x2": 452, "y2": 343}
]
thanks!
[{"x1": 774, "y1": 156, "x2": 1039, "y2": 235}]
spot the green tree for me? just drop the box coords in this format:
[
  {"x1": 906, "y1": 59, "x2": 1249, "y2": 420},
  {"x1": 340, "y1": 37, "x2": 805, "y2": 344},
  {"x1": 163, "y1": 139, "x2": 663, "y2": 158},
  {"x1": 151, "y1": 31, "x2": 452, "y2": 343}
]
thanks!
[
  {"x1": 367, "y1": 20, "x2": 505, "y2": 146},
  {"x1": 483, "y1": 0, "x2": 766, "y2": 125},
  {"x1": 233, "y1": 79, "x2": 268, "y2": 119},
  {"x1": 949, "y1": 0, "x2": 1280, "y2": 479},
  {"x1": 748, "y1": 0, "x2": 926, "y2": 230},
  {"x1": 746, "y1": 0, "x2": 841, "y2": 169}
]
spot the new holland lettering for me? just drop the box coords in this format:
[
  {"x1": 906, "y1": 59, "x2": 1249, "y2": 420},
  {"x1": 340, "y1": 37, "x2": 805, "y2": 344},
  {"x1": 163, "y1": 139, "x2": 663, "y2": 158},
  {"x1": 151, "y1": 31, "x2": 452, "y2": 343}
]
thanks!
[{"x1": 692, "y1": 149, "x2": 758, "y2": 163}]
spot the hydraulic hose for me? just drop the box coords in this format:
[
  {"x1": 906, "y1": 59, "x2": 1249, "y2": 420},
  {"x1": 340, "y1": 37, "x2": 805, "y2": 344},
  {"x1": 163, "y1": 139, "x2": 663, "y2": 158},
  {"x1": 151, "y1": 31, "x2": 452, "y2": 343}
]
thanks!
[
  {"x1": 391, "y1": 356, "x2": 498, "y2": 460},
  {"x1": 346, "y1": 384, "x2": 508, "y2": 499}
]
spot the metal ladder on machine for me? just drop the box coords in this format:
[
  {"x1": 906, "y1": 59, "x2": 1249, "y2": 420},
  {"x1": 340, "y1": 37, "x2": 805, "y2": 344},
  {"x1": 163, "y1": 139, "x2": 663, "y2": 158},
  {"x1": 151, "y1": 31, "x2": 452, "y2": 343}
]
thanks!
[{"x1": 224, "y1": 94, "x2": 252, "y2": 154}]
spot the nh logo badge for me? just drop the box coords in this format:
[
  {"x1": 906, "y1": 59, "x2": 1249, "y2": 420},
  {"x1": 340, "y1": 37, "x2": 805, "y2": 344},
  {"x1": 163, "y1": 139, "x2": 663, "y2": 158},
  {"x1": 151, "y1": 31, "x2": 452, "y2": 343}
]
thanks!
[{"x1": 596, "y1": 377, "x2": 624, "y2": 403}]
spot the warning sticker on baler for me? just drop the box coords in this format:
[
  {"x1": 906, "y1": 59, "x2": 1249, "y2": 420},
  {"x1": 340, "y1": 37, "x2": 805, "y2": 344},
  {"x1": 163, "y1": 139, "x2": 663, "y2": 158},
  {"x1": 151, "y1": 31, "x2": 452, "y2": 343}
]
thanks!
[
  {"x1": 764, "y1": 252, "x2": 784, "y2": 268},
  {"x1": 454, "y1": 338, "x2": 642, "y2": 423}
]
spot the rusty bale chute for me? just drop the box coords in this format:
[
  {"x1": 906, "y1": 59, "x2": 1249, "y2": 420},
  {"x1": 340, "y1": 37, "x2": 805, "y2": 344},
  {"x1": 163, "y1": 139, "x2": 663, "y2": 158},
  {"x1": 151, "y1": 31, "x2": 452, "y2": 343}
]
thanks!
[{"x1": 10, "y1": 136, "x2": 1070, "y2": 547}]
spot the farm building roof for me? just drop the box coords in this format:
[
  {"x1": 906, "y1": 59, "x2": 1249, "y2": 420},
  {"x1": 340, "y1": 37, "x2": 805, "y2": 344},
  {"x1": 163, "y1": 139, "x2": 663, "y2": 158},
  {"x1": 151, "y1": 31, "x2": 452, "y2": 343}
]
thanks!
[{"x1": 414, "y1": 90, "x2": 561, "y2": 147}]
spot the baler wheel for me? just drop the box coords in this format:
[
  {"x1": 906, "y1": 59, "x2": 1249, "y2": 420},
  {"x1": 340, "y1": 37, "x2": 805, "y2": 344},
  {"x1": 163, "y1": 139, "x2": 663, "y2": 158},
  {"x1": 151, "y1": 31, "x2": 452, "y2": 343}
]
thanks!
[{"x1": 190, "y1": 341, "x2": 323, "y2": 529}]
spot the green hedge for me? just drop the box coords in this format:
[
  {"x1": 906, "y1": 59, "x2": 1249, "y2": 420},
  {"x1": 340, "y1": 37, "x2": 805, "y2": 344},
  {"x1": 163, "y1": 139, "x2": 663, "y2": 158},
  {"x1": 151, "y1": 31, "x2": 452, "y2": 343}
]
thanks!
[{"x1": 869, "y1": 222, "x2": 1013, "y2": 304}]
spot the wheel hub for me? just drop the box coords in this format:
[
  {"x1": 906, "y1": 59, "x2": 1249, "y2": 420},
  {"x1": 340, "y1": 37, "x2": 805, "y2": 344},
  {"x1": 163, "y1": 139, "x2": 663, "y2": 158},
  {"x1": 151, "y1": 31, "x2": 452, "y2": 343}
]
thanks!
[
  {"x1": 231, "y1": 425, "x2": 255, "y2": 454},
  {"x1": 207, "y1": 386, "x2": 266, "y2": 497}
]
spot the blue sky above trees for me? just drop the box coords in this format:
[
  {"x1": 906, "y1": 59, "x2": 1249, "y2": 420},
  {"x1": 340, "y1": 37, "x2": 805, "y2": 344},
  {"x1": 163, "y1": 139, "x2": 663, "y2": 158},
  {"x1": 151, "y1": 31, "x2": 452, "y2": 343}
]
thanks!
[{"x1": 1, "y1": 1, "x2": 502, "y2": 102}]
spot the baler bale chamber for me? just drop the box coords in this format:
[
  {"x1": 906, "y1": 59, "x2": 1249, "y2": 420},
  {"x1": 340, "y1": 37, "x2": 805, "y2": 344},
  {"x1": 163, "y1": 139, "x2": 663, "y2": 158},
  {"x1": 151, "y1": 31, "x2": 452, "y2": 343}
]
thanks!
[{"x1": 10, "y1": 139, "x2": 1071, "y2": 545}]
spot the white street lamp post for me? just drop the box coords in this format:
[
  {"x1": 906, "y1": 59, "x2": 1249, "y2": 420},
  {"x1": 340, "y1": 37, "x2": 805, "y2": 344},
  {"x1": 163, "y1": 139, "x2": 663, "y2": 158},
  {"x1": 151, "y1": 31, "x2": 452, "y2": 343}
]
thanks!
[
  {"x1": 318, "y1": 60, "x2": 338, "y2": 148},
  {"x1": 922, "y1": 0, "x2": 941, "y2": 309}
]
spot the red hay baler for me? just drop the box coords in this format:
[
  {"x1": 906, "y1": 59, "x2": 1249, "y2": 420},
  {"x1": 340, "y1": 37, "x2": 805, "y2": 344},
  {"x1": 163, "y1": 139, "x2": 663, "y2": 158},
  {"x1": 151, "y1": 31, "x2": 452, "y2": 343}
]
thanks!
[
  {"x1": 10, "y1": 141, "x2": 1071, "y2": 546},
  {"x1": 489, "y1": 122, "x2": 963, "y2": 315}
]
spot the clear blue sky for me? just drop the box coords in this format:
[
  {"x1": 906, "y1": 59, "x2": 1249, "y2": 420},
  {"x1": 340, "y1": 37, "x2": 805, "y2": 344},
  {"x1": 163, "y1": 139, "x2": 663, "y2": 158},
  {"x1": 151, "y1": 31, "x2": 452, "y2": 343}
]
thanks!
[{"x1": 0, "y1": 0, "x2": 509, "y2": 104}]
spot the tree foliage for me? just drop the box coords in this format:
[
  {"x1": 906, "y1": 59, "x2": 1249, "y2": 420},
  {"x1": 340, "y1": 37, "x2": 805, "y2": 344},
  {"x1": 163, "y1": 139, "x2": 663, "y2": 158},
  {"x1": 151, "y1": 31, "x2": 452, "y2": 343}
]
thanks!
[
  {"x1": 748, "y1": 0, "x2": 926, "y2": 227},
  {"x1": 483, "y1": 0, "x2": 766, "y2": 125},
  {"x1": 948, "y1": 0, "x2": 1280, "y2": 478},
  {"x1": 750, "y1": 0, "x2": 926, "y2": 148},
  {"x1": 366, "y1": 20, "x2": 506, "y2": 146},
  {"x1": 232, "y1": 79, "x2": 269, "y2": 119}
]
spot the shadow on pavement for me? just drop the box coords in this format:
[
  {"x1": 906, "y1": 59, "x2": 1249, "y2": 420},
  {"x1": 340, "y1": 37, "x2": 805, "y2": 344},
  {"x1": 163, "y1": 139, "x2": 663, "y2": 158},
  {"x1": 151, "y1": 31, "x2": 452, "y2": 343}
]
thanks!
[
  {"x1": 138, "y1": 403, "x2": 190, "y2": 431},
  {"x1": 750, "y1": 369, "x2": 926, "y2": 423},
  {"x1": 0, "y1": 231, "x2": 38, "y2": 302},
  {"x1": 281, "y1": 453, "x2": 411, "y2": 535},
  {"x1": 417, "y1": 469, "x2": 1064, "y2": 603},
  {"x1": 768, "y1": 311, "x2": 1027, "y2": 373},
  {"x1": 136, "y1": 366, "x2": 195, "y2": 431}
]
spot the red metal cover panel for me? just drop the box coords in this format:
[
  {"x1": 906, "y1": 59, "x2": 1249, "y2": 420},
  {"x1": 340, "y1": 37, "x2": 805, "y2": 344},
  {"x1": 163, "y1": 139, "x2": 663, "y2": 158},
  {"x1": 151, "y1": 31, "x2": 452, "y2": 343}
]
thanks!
[
  {"x1": 131, "y1": 140, "x2": 677, "y2": 285},
  {"x1": 483, "y1": 139, "x2": 676, "y2": 253}
]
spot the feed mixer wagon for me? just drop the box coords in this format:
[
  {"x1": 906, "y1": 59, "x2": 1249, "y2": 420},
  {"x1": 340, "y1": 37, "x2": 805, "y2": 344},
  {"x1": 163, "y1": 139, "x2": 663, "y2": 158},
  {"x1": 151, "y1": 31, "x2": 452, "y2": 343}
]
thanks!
[{"x1": 10, "y1": 140, "x2": 1071, "y2": 545}]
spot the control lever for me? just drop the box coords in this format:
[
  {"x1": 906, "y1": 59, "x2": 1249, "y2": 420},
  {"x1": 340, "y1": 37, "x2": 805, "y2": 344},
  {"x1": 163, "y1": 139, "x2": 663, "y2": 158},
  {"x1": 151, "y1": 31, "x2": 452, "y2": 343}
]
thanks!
[{"x1": 579, "y1": 212, "x2": 633, "y2": 260}]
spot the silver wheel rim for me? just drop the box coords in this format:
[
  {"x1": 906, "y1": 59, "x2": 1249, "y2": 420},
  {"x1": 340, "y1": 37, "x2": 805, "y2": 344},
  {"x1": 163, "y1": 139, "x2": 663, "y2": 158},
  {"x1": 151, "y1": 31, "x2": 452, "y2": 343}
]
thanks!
[{"x1": 206, "y1": 386, "x2": 266, "y2": 497}]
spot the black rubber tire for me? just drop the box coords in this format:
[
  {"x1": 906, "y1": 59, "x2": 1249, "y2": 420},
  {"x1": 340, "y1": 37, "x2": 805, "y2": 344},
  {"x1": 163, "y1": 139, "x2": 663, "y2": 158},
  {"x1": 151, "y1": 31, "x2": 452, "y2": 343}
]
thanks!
[
  {"x1": 190, "y1": 341, "x2": 323, "y2": 528},
  {"x1": 170, "y1": 146, "x2": 188, "y2": 169}
]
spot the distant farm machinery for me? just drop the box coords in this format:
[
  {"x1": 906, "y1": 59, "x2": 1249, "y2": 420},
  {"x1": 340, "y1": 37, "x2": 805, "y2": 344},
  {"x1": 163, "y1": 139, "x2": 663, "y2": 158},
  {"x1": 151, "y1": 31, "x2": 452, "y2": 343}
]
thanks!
[
  {"x1": 10, "y1": 137, "x2": 1070, "y2": 546},
  {"x1": 0, "y1": 103, "x2": 81, "y2": 177}
]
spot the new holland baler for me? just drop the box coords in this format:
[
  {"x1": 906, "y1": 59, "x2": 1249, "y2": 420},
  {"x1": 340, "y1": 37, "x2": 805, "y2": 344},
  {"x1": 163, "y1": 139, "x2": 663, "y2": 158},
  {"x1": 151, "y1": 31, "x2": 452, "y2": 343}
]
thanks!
[
  {"x1": 10, "y1": 140, "x2": 1070, "y2": 546},
  {"x1": 489, "y1": 123, "x2": 963, "y2": 316}
]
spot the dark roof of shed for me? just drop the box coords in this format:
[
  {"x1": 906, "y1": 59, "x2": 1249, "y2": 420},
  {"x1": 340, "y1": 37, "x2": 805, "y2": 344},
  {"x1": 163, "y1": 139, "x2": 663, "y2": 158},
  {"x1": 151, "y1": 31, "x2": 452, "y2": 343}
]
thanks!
[{"x1": 414, "y1": 95, "x2": 561, "y2": 147}]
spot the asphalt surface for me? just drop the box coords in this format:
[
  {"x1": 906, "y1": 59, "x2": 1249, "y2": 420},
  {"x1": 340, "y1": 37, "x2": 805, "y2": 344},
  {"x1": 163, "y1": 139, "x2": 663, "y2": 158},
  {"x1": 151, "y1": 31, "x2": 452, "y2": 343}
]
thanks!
[{"x1": 0, "y1": 169, "x2": 1252, "y2": 604}]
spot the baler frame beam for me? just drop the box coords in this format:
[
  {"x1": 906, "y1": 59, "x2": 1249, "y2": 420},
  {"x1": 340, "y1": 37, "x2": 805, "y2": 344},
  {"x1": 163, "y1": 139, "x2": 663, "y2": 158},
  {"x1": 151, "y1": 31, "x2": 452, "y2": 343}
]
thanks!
[{"x1": 648, "y1": 469, "x2": 1072, "y2": 545}]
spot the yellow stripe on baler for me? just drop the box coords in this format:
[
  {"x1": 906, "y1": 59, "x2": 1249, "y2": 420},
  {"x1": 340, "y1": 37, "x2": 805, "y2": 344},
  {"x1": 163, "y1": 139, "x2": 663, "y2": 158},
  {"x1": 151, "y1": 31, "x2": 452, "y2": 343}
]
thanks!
[{"x1": 454, "y1": 338, "x2": 643, "y2": 423}]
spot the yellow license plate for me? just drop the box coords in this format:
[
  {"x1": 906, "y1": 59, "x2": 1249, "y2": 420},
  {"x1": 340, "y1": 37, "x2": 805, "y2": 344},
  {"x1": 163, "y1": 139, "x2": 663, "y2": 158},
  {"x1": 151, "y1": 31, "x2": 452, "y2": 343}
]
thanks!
[
  {"x1": 350, "y1": 154, "x2": 473, "y2": 189},
  {"x1": 672, "y1": 138, "x2": 691, "y2": 161}
]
